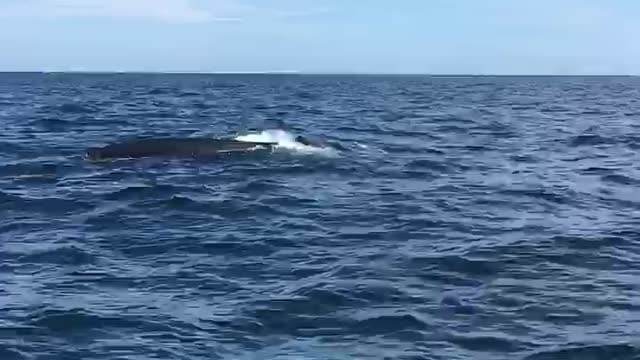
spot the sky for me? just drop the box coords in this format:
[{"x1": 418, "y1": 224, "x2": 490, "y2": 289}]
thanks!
[{"x1": 0, "y1": 0, "x2": 638, "y2": 75}]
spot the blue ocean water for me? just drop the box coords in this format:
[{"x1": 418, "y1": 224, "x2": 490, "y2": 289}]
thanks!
[{"x1": 1, "y1": 73, "x2": 640, "y2": 360}]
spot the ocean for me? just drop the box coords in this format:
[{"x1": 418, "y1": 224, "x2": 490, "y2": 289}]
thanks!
[{"x1": 1, "y1": 73, "x2": 640, "y2": 360}]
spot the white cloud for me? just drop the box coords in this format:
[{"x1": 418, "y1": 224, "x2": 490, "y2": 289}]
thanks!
[
  {"x1": 0, "y1": 0, "x2": 332, "y2": 23},
  {"x1": 0, "y1": 0, "x2": 242, "y2": 23},
  {"x1": 271, "y1": 8, "x2": 331, "y2": 19}
]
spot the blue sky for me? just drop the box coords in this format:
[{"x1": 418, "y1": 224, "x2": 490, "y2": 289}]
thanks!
[{"x1": 0, "y1": 0, "x2": 638, "y2": 74}]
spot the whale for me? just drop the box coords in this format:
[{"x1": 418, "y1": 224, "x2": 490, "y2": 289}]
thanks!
[{"x1": 84, "y1": 137, "x2": 277, "y2": 161}]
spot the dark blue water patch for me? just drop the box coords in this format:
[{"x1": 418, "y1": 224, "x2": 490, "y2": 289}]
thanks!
[
  {"x1": 622, "y1": 135, "x2": 640, "y2": 149},
  {"x1": 595, "y1": 195, "x2": 640, "y2": 212},
  {"x1": 380, "y1": 110, "x2": 413, "y2": 122},
  {"x1": 122, "y1": 195, "x2": 291, "y2": 221},
  {"x1": 55, "y1": 103, "x2": 96, "y2": 114},
  {"x1": 134, "y1": 110, "x2": 181, "y2": 119},
  {"x1": 101, "y1": 184, "x2": 184, "y2": 201},
  {"x1": 16, "y1": 246, "x2": 97, "y2": 266},
  {"x1": 581, "y1": 107, "x2": 618, "y2": 115},
  {"x1": 82, "y1": 205, "x2": 144, "y2": 230},
  {"x1": 294, "y1": 91, "x2": 318, "y2": 100},
  {"x1": 522, "y1": 343, "x2": 640, "y2": 360},
  {"x1": 498, "y1": 187, "x2": 579, "y2": 207},
  {"x1": 147, "y1": 87, "x2": 171, "y2": 95},
  {"x1": 27, "y1": 307, "x2": 184, "y2": 338},
  {"x1": 258, "y1": 194, "x2": 322, "y2": 211},
  {"x1": 0, "y1": 191, "x2": 94, "y2": 216},
  {"x1": 433, "y1": 123, "x2": 470, "y2": 134},
  {"x1": 183, "y1": 239, "x2": 277, "y2": 259},
  {"x1": 0, "y1": 141, "x2": 29, "y2": 156},
  {"x1": 405, "y1": 158, "x2": 465, "y2": 174},
  {"x1": 578, "y1": 166, "x2": 616, "y2": 175},
  {"x1": 250, "y1": 288, "x2": 366, "y2": 316},
  {"x1": 457, "y1": 144, "x2": 491, "y2": 152},
  {"x1": 510, "y1": 101, "x2": 545, "y2": 110},
  {"x1": 0, "y1": 219, "x2": 51, "y2": 235},
  {"x1": 552, "y1": 234, "x2": 628, "y2": 251},
  {"x1": 407, "y1": 255, "x2": 503, "y2": 278},
  {"x1": 0, "y1": 346, "x2": 28, "y2": 360},
  {"x1": 509, "y1": 153, "x2": 541, "y2": 164},
  {"x1": 540, "y1": 309, "x2": 605, "y2": 326},
  {"x1": 382, "y1": 127, "x2": 442, "y2": 140},
  {"x1": 178, "y1": 91, "x2": 201, "y2": 97},
  {"x1": 29, "y1": 117, "x2": 73, "y2": 132},
  {"x1": 231, "y1": 178, "x2": 285, "y2": 193},
  {"x1": 540, "y1": 105, "x2": 572, "y2": 113},
  {"x1": 0, "y1": 162, "x2": 60, "y2": 178},
  {"x1": 444, "y1": 333, "x2": 526, "y2": 353},
  {"x1": 414, "y1": 270, "x2": 484, "y2": 288},
  {"x1": 609, "y1": 229, "x2": 640, "y2": 242},
  {"x1": 351, "y1": 313, "x2": 429, "y2": 336},
  {"x1": 65, "y1": 269, "x2": 142, "y2": 290},
  {"x1": 568, "y1": 134, "x2": 616, "y2": 147},
  {"x1": 300, "y1": 107, "x2": 325, "y2": 116},
  {"x1": 524, "y1": 248, "x2": 633, "y2": 272},
  {"x1": 601, "y1": 173, "x2": 640, "y2": 186}
]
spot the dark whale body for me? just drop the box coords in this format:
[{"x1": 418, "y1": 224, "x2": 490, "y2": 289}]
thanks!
[{"x1": 85, "y1": 137, "x2": 277, "y2": 161}]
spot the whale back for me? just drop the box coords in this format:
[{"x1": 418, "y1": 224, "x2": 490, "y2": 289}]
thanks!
[{"x1": 85, "y1": 137, "x2": 276, "y2": 160}]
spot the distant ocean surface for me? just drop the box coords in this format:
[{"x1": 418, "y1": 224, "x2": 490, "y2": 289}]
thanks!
[{"x1": 1, "y1": 73, "x2": 640, "y2": 360}]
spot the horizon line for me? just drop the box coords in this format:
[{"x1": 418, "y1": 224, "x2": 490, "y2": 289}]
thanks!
[{"x1": 0, "y1": 70, "x2": 638, "y2": 77}]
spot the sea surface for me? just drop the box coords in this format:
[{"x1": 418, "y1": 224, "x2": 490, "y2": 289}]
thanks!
[{"x1": 1, "y1": 73, "x2": 640, "y2": 360}]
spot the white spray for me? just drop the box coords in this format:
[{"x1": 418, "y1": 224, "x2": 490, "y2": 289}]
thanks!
[{"x1": 233, "y1": 129, "x2": 338, "y2": 157}]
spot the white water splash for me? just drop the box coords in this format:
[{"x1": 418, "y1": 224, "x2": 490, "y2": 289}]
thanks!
[{"x1": 233, "y1": 129, "x2": 338, "y2": 157}]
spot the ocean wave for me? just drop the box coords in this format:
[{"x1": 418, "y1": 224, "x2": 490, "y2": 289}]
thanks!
[{"x1": 3, "y1": 74, "x2": 640, "y2": 360}]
